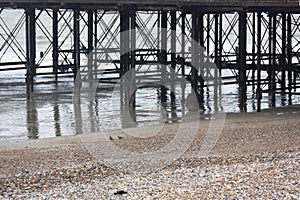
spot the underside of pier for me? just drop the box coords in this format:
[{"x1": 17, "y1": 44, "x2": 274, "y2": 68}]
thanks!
[{"x1": 1, "y1": 0, "x2": 300, "y2": 113}]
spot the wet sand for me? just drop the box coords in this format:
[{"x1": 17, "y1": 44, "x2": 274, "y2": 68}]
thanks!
[{"x1": 0, "y1": 106, "x2": 299, "y2": 198}]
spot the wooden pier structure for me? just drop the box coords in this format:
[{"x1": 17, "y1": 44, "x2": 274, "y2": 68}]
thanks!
[{"x1": 1, "y1": 0, "x2": 300, "y2": 112}]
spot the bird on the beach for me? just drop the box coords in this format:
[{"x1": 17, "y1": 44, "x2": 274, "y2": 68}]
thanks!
[
  {"x1": 114, "y1": 190, "x2": 127, "y2": 195},
  {"x1": 109, "y1": 136, "x2": 114, "y2": 140},
  {"x1": 117, "y1": 136, "x2": 124, "y2": 140}
]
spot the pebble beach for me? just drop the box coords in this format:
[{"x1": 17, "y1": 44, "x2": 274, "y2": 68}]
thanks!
[{"x1": 0, "y1": 106, "x2": 299, "y2": 199}]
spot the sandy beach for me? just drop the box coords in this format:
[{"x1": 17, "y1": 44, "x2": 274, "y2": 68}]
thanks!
[{"x1": 0, "y1": 106, "x2": 299, "y2": 199}]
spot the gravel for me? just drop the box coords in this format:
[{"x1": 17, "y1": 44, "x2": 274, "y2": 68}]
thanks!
[
  {"x1": 0, "y1": 107, "x2": 299, "y2": 199},
  {"x1": 0, "y1": 148, "x2": 299, "y2": 199}
]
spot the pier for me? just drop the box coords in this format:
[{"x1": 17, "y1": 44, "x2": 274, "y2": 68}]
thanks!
[{"x1": 0, "y1": 0, "x2": 300, "y2": 115}]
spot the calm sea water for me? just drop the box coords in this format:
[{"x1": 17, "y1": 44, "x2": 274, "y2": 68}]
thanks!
[{"x1": 0, "y1": 10, "x2": 299, "y2": 141}]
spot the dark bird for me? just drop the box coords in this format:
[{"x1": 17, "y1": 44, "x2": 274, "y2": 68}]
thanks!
[
  {"x1": 109, "y1": 136, "x2": 114, "y2": 141},
  {"x1": 117, "y1": 136, "x2": 124, "y2": 140},
  {"x1": 114, "y1": 190, "x2": 127, "y2": 195}
]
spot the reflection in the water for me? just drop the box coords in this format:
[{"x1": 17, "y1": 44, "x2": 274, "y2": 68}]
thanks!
[
  {"x1": 281, "y1": 93, "x2": 287, "y2": 106},
  {"x1": 73, "y1": 91, "x2": 83, "y2": 135},
  {"x1": 26, "y1": 98, "x2": 39, "y2": 139},
  {"x1": 53, "y1": 104, "x2": 61, "y2": 137},
  {"x1": 88, "y1": 99, "x2": 100, "y2": 133},
  {"x1": 2, "y1": 69, "x2": 298, "y2": 141},
  {"x1": 0, "y1": 67, "x2": 171, "y2": 140},
  {"x1": 53, "y1": 90, "x2": 62, "y2": 137}
]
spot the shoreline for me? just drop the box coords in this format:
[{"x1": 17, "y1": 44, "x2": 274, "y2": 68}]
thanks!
[{"x1": 0, "y1": 104, "x2": 299, "y2": 152}]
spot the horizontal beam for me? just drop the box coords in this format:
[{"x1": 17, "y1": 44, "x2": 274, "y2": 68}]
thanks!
[
  {"x1": 0, "y1": 61, "x2": 26, "y2": 67},
  {"x1": 1, "y1": 1, "x2": 300, "y2": 13},
  {"x1": 221, "y1": 63, "x2": 300, "y2": 72},
  {"x1": 3, "y1": 0, "x2": 298, "y2": 5}
]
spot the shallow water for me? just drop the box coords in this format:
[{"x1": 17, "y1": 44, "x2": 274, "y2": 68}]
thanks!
[{"x1": 0, "y1": 68, "x2": 299, "y2": 141}]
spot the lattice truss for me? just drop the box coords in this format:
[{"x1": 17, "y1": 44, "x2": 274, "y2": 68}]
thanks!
[
  {"x1": 200, "y1": 12, "x2": 300, "y2": 88},
  {"x1": 135, "y1": 11, "x2": 159, "y2": 50},
  {"x1": 75, "y1": 10, "x2": 121, "y2": 81},
  {"x1": 291, "y1": 14, "x2": 300, "y2": 66},
  {"x1": 201, "y1": 13, "x2": 229, "y2": 81},
  {"x1": 135, "y1": 10, "x2": 160, "y2": 75},
  {"x1": 0, "y1": 9, "x2": 26, "y2": 67},
  {"x1": 259, "y1": 13, "x2": 282, "y2": 64},
  {"x1": 0, "y1": 9, "x2": 88, "y2": 73},
  {"x1": 78, "y1": 10, "x2": 121, "y2": 81},
  {"x1": 177, "y1": 12, "x2": 192, "y2": 74},
  {"x1": 54, "y1": 10, "x2": 86, "y2": 72},
  {"x1": 249, "y1": 12, "x2": 300, "y2": 91},
  {"x1": 254, "y1": 13, "x2": 279, "y2": 89},
  {"x1": 35, "y1": 9, "x2": 53, "y2": 69},
  {"x1": 291, "y1": 14, "x2": 300, "y2": 82},
  {"x1": 133, "y1": 11, "x2": 205, "y2": 80},
  {"x1": 133, "y1": 11, "x2": 190, "y2": 78},
  {"x1": 219, "y1": 13, "x2": 239, "y2": 64},
  {"x1": 93, "y1": 11, "x2": 120, "y2": 62}
]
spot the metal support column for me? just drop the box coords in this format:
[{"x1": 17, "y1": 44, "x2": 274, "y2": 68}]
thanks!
[
  {"x1": 181, "y1": 12, "x2": 186, "y2": 116},
  {"x1": 26, "y1": 8, "x2": 36, "y2": 98},
  {"x1": 120, "y1": 10, "x2": 130, "y2": 75},
  {"x1": 214, "y1": 13, "x2": 219, "y2": 112},
  {"x1": 252, "y1": 13, "x2": 256, "y2": 92},
  {"x1": 191, "y1": 12, "x2": 199, "y2": 97},
  {"x1": 268, "y1": 14, "x2": 272, "y2": 98},
  {"x1": 74, "y1": 9, "x2": 80, "y2": 80},
  {"x1": 198, "y1": 13, "x2": 205, "y2": 107},
  {"x1": 257, "y1": 12, "x2": 262, "y2": 112},
  {"x1": 171, "y1": 11, "x2": 176, "y2": 70},
  {"x1": 53, "y1": 9, "x2": 59, "y2": 83},
  {"x1": 120, "y1": 10, "x2": 131, "y2": 127},
  {"x1": 181, "y1": 13, "x2": 186, "y2": 76},
  {"x1": 73, "y1": 9, "x2": 83, "y2": 134},
  {"x1": 170, "y1": 11, "x2": 176, "y2": 117},
  {"x1": 218, "y1": 13, "x2": 222, "y2": 107},
  {"x1": 160, "y1": 11, "x2": 168, "y2": 106},
  {"x1": 287, "y1": 13, "x2": 292, "y2": 105},
  {"x1": 238, "y1": 11, "x2": 247, "y2": 112},
  {"x1": 88, "y1": 11, "x2": 93, "y2": 54},
  {"x1": 130, "y1": 11, "x2": 136, "y2": 71},
  {"x1": 87, "y1": 10, "x2": 94, "y2": 80},
  {"x1": 281, "y1": 13, "x2": 287, "y2": 105},
  {"x1": 269, "y1": 13, "x2": 276, "y2": 107},
  {"x1": 130, "y1": 10, "x2": 136, "y2": 125},
  {"x1": 87, "y1": 10, "x2": 95, "y2": 131},
  {"x1": 94, "y1": 11, "x2": 98, "y2": 75},
  {"x1": 206, "y1": 14, "x2": 210, "y2": 60}
]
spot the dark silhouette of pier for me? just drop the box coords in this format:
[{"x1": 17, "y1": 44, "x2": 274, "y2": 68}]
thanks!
[{"x1": 0, "y1": 0, "x2": 300, "y2": 114}]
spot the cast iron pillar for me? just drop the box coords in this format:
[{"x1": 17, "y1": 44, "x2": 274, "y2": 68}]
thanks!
[
  {"x1": 238, "y1": 11, "x2": 247, "y2": 112},
  {"x1": 170, "y1": 11, "x2": 177, "y2": 118},
  {"x1": 191, "y1": 12, "x2": 199, "y2": 99},
  {"x1": 160, "y1": 11, "x2": 168, "y2": 106},
  {"x1": 287, "y1": 13, "x2": 293, "y2": 105},
  {"x1": 257, "y1": 12, "x2": 262, "y2": 112},
  {"x1": 73, "y1": 9, "x2": 80, "y2": 80},
  {"x1": 268, "y1": 13, "x2": 276, "y2": 108},
  {"x1": 53, "y1": 9, "x2": 59, "y2": 83},
  {"x1": 281, "y1": 13, "x2": 287, "y2": 105},
  {"x1": 26, "y1": 8, "x2": 36, "y2": 99}
]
